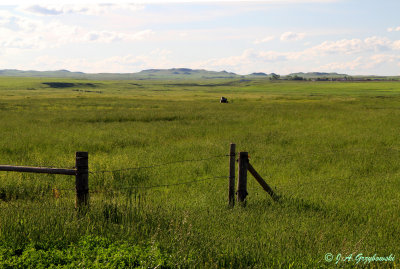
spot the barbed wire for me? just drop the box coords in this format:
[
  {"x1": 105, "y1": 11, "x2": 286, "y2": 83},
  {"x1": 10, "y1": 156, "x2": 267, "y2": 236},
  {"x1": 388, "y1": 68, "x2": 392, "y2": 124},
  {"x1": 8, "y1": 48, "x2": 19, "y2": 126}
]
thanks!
[
  {"x1": 44, "y1": 174, "x2": 228, "y2": 194},
  {"x1": 52, "y1": 187, "x2": 76, "y2": 191},
  {"x1": 1, "y1": 147, "x2": 398, "y2": 212},
  {"x1": 0, "y1": 195, "x2": 73, "y2": 211},
  {"x1": 89, "y1": 175, "x2": 227, "y2": 193},
  {"x1": 0, "y1": 204, "x2": 77, "y2": 211},
  {"x1": 0, "y1": 175, "x2": 227, "y2": 210},
  {"x1": 249, "y1": 147, "x2": 400, "y2": 163},
  {"x1": 90, "y1": 154, "x2": 231, "y2": 174},
  {"x1": 3, "y1": 147, "x2": 400, "y2": 175}
]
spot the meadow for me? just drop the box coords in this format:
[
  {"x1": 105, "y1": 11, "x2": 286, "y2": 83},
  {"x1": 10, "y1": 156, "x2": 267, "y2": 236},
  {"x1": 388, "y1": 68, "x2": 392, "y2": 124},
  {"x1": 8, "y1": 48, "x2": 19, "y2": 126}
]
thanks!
[{"x1": 0, "y1": 76, "x2": 399, "y2": 268}]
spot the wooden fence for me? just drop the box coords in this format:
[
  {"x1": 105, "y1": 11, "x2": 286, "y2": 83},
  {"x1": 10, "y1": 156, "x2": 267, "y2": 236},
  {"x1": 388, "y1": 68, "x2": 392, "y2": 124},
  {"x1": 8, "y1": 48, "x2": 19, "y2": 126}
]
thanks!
[
  {"x1": 229, "y1": 143, "x2": 279, "y2": 207},
  {"x1": 0, "y1": 152, "x2": 89, "y2": 210},
  {"x1": 0, "y1": 144, "x2": 279, "y2": 211}
]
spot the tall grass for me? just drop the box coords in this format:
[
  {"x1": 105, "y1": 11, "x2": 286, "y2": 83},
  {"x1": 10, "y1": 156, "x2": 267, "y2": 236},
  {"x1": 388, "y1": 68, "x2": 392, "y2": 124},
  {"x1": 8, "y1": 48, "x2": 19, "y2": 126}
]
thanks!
[{"x1": 0, "y1": 78, "x2": 399, "y2": 267}]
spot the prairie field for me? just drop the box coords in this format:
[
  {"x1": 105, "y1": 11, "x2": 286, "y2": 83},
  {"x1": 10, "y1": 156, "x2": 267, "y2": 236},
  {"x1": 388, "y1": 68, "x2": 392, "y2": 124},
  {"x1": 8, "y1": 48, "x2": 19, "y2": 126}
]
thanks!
[{"x1": 0, "y1": 77, "x2": 399, "y2": 268}]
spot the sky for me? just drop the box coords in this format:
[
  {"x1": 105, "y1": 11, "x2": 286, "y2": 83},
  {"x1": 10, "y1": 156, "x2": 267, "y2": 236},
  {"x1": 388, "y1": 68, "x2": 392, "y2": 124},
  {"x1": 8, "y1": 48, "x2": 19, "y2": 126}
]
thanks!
[{"x1": 0, "y1": 0, "x2": 400, "y2": 75}]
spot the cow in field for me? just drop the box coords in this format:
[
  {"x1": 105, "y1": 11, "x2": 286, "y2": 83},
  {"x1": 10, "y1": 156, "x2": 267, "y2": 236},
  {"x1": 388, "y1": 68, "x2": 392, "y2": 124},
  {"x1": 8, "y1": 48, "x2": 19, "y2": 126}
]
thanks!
[{"x1": 220, "y1": 97, "x2": 228, "y2": 103}]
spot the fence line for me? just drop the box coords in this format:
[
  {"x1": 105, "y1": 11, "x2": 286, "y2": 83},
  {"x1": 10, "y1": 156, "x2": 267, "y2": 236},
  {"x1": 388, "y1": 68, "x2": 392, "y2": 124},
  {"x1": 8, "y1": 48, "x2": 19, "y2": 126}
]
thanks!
[
  {"x1": 3, "y1": 143, "x2": 398, "y2": 211},
  {"x1": 90, "y1": 154, "x2": 231, "y2": 174},
  {"x1": 48, "y1": 175, "x2": 227, "y2": 194},
  {"x1": 89, "y1": 175, "x2": 227, "y2": 193},
  {"x1": 0, "y1": 203, "x2": 80, "y2": 211},
  {"x1": 0, "y1": 175, "x2": 228, "y2": 211},
  {"x1": 250, "y1": 147, "x2": 400, "y2": 163},
  {"x1": 52, "y1": 187, "x2": 76, "y2": 191}
]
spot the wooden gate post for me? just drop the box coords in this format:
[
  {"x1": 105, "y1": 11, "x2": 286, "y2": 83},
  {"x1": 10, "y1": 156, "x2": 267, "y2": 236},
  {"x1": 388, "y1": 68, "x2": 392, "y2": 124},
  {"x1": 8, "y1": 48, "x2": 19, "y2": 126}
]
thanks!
[
  {"x1": 237, "y1": 152, "x2": 248, "y2": 204},
  {"x1": 75, "y1": 152, "x2": 89, "y2": 210},
  {"x1": 228, "y1": 143, "x2": 236, "y2": 207}
]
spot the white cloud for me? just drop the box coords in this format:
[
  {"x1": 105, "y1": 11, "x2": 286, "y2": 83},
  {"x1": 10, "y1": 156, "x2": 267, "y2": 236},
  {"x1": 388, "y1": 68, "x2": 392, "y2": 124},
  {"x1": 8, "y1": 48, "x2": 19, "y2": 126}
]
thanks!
[
  {"x1": 24, "y1": 5, "x2": 65, "y2": 15},
  {"x1": 254, "y1": 35, "x2": 275, "y2": 44},
  {"x1": 387, "y1": 26, "x2": 400, "y2": 32},
  {"x1": 0, "y1": 35, "x2": 43, "y2": 49},
  {"x1": 150, "y1": 48, "x2": 171, "y2": 56},
  {"x1": 280, "y1": 31, "x2": 305, "y2": 41},
  {"x1": 21, "y1": 4, "x2": 145, "y2": 16},
  {"x1": 0, "y1": 11, "x2": 154, "y2": 50},
  {"x1": 319, "y1": 54, "x2": 400, "y2": 71},
  {"x1": 308, "y1": 36, "x2": 394, "y2": 55},
  {"x1": 84, "y1": 29, "x2": 154, "y2": 43},
  {"x1": 7, "y1": 0, "x2": 342, "y2": 4},
  {"x1": 368, "y1": 54, "x2": 399, "y2": 66},
  {"x1": 203, "y1": 49, "x2": 287, "y2": 66},
  {"x1": 364, "y1": 36, "x2": 392, "y2": 51},
  {"x1": 319, "y1": 57, "x2": 363, "y2": 71},
  {"x1": 0, "y1": 12, "x2": 38, "y2": 32},
  {"x1": 23, "y1": 50, "x2": 174, "y2": 73},
  {"x1": 392, "y1": 40, "x2": 400, "y2": 50},
  {"x1": 190, "y1": 35, "x2": 400, "y2": 74},
  {"x1": 0, "y1": 14, "x2": 81, "y2": 49},
  {"x1": 190, "y1": 48, "x2": 289, "y2": 74},
  {"x1": 256, "y1": 50, "x2": 288, "y2": 62},
  {"x1": 131, "y1": 30, "x2": 155, "y2": 40}
]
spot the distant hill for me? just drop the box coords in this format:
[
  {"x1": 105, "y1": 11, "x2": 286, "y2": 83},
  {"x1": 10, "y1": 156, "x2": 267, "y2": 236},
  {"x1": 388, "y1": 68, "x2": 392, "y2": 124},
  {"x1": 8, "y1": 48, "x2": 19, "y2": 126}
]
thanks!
[
  {"x1": 287, "y1": 72, "x2": 348, "y2": 78},
  {"x1": 0, "y1": 69, "x2": 88, "y2": 78},
  {"x1": 1, "y1": 69, "x2": 398, "y2": 81},
  {"x1": 135, "y1": 68, "x2": 238, "y2": 79},
  {"x1": 0, "y1": 68, "x2": 240, "y2": 80},
  {"x1": 248, "y1": 72, "x2": 268, "y2": 77}
]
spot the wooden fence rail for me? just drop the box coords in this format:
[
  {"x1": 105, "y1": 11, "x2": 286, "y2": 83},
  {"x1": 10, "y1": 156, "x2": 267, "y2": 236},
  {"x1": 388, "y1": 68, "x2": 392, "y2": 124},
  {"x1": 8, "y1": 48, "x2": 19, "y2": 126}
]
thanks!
[
  {"x1": 0, "y1": 152, "x2": 89, "y2": 211},
  {"x1": 0, "y1": 165, "x2": 75, "y2": 175}
]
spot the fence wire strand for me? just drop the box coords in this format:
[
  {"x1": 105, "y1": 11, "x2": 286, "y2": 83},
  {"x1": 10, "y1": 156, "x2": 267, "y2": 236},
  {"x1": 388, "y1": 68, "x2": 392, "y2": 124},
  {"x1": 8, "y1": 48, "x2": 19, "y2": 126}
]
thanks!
[
  {"x1": 89, "y1": 175, "x2": 227, "y2": 193},
  {"x1": 90, "y1": 154, "x2": 230, "y2": 174},
  {"x1": 4, "y1": 147, "x2": 398, "y2": 211},
  {"x1": 250, "y1": 147, "x2": 400, "y2": 163}
]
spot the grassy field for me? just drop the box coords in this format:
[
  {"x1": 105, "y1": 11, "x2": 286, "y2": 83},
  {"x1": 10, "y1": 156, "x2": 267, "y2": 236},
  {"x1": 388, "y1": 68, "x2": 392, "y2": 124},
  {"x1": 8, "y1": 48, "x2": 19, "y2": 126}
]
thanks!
[{"x1": 0, "y1": 77, "x2": 399, "y2": 268}]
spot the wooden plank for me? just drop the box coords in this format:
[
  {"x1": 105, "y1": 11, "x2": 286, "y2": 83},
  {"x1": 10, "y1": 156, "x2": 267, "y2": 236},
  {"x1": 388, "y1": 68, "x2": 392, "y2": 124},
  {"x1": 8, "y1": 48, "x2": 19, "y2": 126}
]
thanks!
[
  {"x1": 0, "y1": 165, "x2": 76, "y2": 175},
  {"x1": 237, "y1": 152, "x2": 248, "y2": 203},
  {"x1": 228, "y1": 143, "x2": 236, "y2": 207},
  {"x1": 247, "y1": 162, "x2": 279, "y2": 201}
]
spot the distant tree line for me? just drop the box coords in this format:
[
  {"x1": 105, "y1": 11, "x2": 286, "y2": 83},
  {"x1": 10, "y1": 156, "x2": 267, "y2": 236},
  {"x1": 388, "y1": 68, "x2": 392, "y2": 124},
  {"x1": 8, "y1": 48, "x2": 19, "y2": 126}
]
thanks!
[{"x1": 265, "y1": 73, "x2": 400, "y2": 81}]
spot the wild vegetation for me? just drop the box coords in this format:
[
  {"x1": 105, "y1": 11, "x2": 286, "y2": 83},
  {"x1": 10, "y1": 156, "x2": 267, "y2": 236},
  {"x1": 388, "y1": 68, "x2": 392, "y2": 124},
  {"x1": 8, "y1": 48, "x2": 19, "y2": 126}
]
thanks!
[{"x1": 0, "y1": 76, "x2": 399, "y2": 268}]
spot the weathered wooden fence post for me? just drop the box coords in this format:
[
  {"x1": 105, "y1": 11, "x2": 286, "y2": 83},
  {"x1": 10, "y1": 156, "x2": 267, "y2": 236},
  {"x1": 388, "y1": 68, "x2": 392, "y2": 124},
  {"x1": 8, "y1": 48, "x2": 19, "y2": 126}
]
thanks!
[
  {"x1": 237, "y1": 152, "x2": 248, "y2": 204},
  {"x1": 75, "y1": 151, "x2": 89, "y2": 211},
  {"x1": 229, "y1": 143, "x2": 236, "y2": 207}
]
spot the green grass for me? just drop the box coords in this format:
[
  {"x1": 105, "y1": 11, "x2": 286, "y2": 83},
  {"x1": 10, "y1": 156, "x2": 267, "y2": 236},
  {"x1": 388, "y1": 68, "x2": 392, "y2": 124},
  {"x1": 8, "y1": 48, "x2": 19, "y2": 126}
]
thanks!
[{"x1": 0, "y1": 77, "x2": 400, "y2": 268}]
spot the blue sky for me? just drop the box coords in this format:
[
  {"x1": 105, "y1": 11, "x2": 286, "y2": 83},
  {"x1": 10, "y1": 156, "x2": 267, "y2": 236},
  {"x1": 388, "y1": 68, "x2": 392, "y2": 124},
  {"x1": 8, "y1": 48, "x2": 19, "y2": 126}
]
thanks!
[{"x1": 0, "y1": 0, "x2": 400, "y2": 75}]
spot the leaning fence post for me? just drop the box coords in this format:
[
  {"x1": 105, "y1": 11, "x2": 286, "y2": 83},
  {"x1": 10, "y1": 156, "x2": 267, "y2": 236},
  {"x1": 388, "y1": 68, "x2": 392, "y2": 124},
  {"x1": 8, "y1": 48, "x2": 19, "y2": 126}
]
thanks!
[
  {"x1": 228, "y1": 143, "x2": 236, "y2": 207},
  {"x1": 75, "y1": 151, "x2": 89, "y2": 211},
  {"x1": 247, "y1": 162, "x2": 279, "y2": 202},
  {"x1": 237, "y1": 152, "x2": 248, "y2": 204}
]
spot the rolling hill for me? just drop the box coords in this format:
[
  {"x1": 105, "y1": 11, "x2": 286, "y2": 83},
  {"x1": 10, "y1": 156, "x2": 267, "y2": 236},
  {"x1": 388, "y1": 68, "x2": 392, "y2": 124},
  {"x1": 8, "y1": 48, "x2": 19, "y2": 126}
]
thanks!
[{"x1": 0, "y1": 68, "x2": 286, "y2": 80}]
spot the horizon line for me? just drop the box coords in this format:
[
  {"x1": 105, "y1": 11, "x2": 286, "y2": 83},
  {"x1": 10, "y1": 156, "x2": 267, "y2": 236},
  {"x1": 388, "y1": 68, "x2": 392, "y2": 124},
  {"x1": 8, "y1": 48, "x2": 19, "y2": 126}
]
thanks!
[{"x1": 1, "y1": 68, "x2": 398, "y2": 77}]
